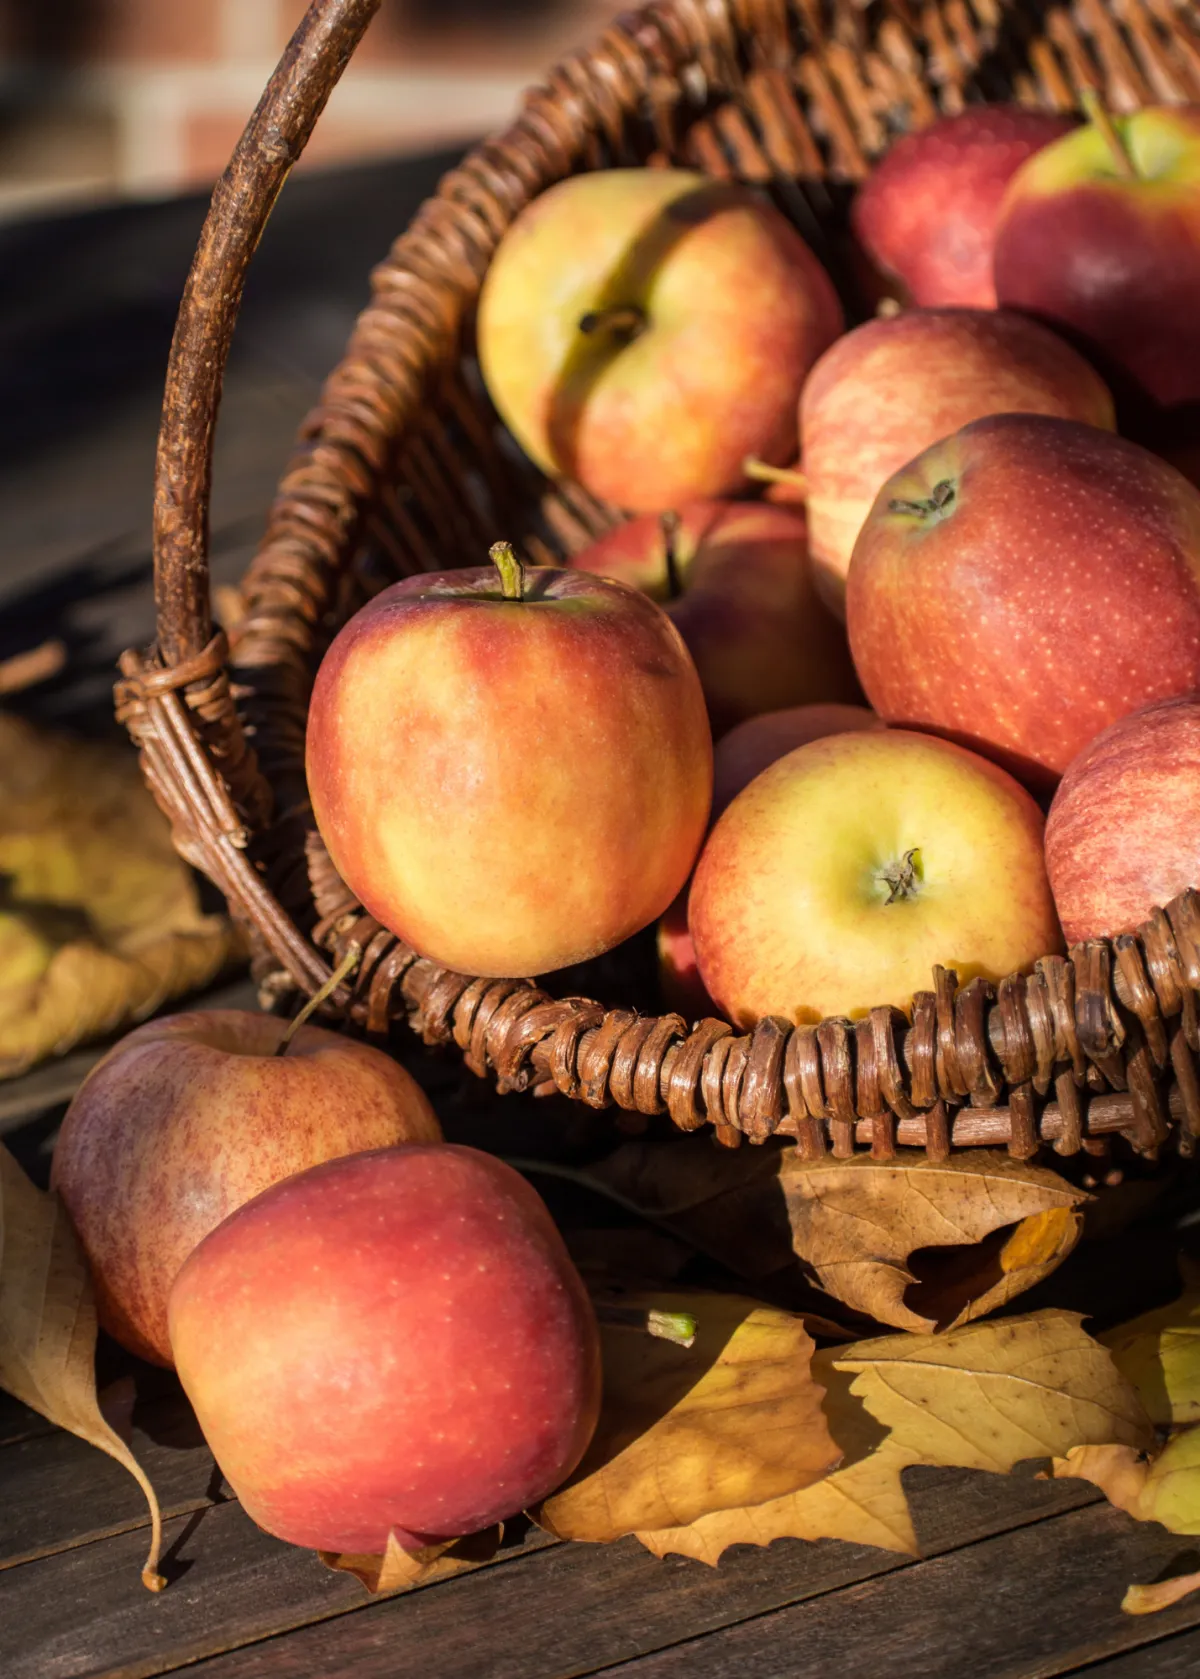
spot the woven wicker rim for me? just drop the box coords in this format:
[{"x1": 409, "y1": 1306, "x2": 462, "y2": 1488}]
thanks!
[{"x1": 118, "y1": 0, "x2": 1200, "y2": 1165}]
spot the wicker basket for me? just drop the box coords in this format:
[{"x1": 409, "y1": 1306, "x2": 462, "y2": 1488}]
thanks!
[{"x1": 117, "y1": 0, "x2": 1200, "y2": 1166}]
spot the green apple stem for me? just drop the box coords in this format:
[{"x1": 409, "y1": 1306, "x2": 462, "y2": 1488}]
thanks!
[
  {"x1": 879, "y1": 847, "x2": 921, "y2": 906},
  {"x1": 660, "y1": 511, "x2": 683, "y2": 601},
  {"x1": 888, "y1": 479, "x2": 956, "y2": 520},
  {"x1": 578, "y1": 304, "x2": 646, "y2": 343},
  {"x1": 1081, "y1": 88, "x2": 1137, "y2": 180},
  {"x1": 274, "y1": 947, "x2": 361, "y2": 1056},
  {"x1": 489, "y1": 539, "x2": 526, "y2": 602},
  {"x1": 743, "y1": 457, "x2": 808, "y2": 497},
  {"x1": 593, "y1": 1299, "x2": 697, "y2": 1348}
]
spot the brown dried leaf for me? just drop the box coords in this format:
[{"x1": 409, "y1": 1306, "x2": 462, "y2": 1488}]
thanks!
[
  {"x1": 1056, "y1": 1424, "x2": 1200, "y2": 1537},
  {"x1": 533, "y1": 1289, "x2": 839, "y2": 1542},
  {"x1": 0, "y1": 1143, "x2": 164, "y2": 1588},
  {"x1": 1123, "y1": 1572, "x2": 1200, "y2": 1615},
  {"x1": 778, "y1": 1152, "x2": 1088, "y2": 1331},
  {"x1": 641, "y1": 1311, "x2": 1151, "y2": 1566},
  {"x1": 320, "y1": 1527, "x2": 502, "y2": 1595}
]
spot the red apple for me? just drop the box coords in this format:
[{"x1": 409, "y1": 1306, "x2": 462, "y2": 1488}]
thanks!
[
  {"x1": 846, "y1": 414, "x2": 1200, "y2": 789},
  {"x1": 51, "y1": 1010, "x2": 442, "y2": 1366},
  {"x1": 801, "y1": 308, "x2": 1114, "y2": 612},
  {"x1": 658, "y1": 702, "x2": 881, "y2": 1018},
  {"x1": 568, "y1": 502, "x2": 860, "y2": 734},
  {"x1": 477, "y1": 169, "x2": 842, "y2": 513},
  {"x1": 1045, "y1": 695, "x2": 1200, "y2": 944},
  {"x1": 852, "y1": 105, "x2": 1077, "y2": 308},
  {"x1": 306, "y1": 544, "x2": 712, "y2": 978},
  {"x1": 168, "y1": 1145, "x2": 602, "y2": 1553},
  {"x1": 689, "y1": 729, "x2": 1061, "y2": 1027},
  {"x1": 994, "y1": 105, "x2": 1200, "y2": 411}
]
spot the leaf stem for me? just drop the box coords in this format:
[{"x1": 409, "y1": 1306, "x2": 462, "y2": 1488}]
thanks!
[
  {"x1": 489, "y1": 540, "x2": 525, "y2": 602},
  {"x1": 1081, "y1": 89, "x2": 1137, "y2": 180},
  {"x1": 274, "y1": 947, "x2": 360, "y2": 1056}
]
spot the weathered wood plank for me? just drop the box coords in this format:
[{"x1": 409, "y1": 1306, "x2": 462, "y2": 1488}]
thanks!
[
  {"x1": 1066, "y1": 1620, "x2": 1200, "y2": 1675},
  {"x1": 575, "y1": 1503, "x2": 1200, "y2": 1679},
  {"x1": 175, "y1": 1469, "x2": 1099, "y2": 1679},
  {"x1": 0, "y1": 1500, "x2": 555, "y2": 1679},
  {"x1": 0, "y1": 1394, "x2": 223, "y2": 1571}
]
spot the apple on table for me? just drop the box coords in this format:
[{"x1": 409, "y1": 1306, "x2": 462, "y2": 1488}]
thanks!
[
  {"x1": 568, "y1": 501, "x2": 860, "y2": 735},
  {"x1": 170, "y1": 1145, "x2": 602, "y2": 1554},
  {"x1": 799, "y1": 307, "x2": 1114, "y2": 613},
  {"x1": 477, "y1": 168, "x2": 842, "y2": 513},
  {"x1": 689, "y1": 728, "x2": 1061, "y2": 1028},
  {"x1": 51, "y1": 1009, "x2": 442, "y2": 1366},
  {"x1": 846, "y1": 413, "x2": 1200, "y2": 790}
]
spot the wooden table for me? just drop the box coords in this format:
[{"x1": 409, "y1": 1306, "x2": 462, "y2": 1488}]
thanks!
[{"x1": 3, "y1": 152, "x2": 1200, "y2": 1679}]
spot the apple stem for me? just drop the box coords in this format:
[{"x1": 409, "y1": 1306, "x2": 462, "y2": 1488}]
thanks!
[
  {"x1": 489, "y1": 540, "x2": 526, "y2": 602},
  {"x1": 888, "y1": 479, "x2": 956, "y2": 520},
  {"x1": 578, "y1": 304, "x2": 646, "y2": 343},
  {"x1": 879, "y1": 847, "x2": 921, "y2": 906},
  {"x1": 274, "y1": 947, "x2": 361, "y2": 1056},
  {"x1": 660, "y1": 511, "x2": 683, "y2": 601},
  {"x1": 1081, "y1": 89, "x2": 1138, "y2": 180},
  {"x1": 593, "y1": 1300, "x2": 697, "y2": 1348},
  {"x1": 743, "y1": 456, "x2": 808, "y2": 497}
]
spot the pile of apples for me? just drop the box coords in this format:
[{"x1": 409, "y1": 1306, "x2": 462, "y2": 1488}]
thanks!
[{"x1": 49, "y1": 98, "x2": 1200, "y2": 1568}]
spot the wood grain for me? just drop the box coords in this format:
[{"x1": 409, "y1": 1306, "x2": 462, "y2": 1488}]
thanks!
[{"x1": 1067, "y1": 1623, "x2": 1200, "y2": 1676}]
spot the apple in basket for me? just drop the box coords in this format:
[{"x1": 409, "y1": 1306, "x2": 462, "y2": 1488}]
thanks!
[
  {"x1": 994, "y1": 103, "x2": 1200, "y2": 410},
  {"x1": 799, "y1": 308, "x2": 1114, "y2": 613},
  {"x1": 169, "y1": 1145, "x2": 601, "y2": 1553},
  {"x1": 51, "y1": 1010, "x2": 442, "y2": 1366},
  {"x1": 846, "y1": 414, "x2": 1200, "y2": 790},
  {"x1": 305, "y1": 542, "x2": 712, "y2": 978},
  {"x1": 688, "y1": 728, "x2": 1062, "y2": 1027},
  {"x1": 851, "y1": 104, "x2": 1077, "y2": 308},
  {"x1": 1046, "y1": 694, "x2": 1200, "y2": 945},
  {"x1": 567, "y1": 501, "x2": 860, "y2": 735},
  {"x1": 477, "y1": 168, "x2": 842, "y2": 513}
]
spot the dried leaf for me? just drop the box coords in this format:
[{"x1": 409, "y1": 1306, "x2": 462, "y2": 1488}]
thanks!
[
  {"x1": 778, "y1": 1152, "x2": 1088, "y2": 1331},
  {"x1": 1055, "y1": 1425, "x2": 1200, "y2": 1538},
  {"x1": 573, "y1": 1139, "x2": 1087, "y2": 1330},
  {"x1": 642, "y1": 1311, "x2": 1151, "y2": 1566},
  {"x1": 1051, "y1": 1444, "x2": 1150, "y2": 1520},
  {"x1": 0, "y1": 1144, "x2": 164, "y2": 1588},
  {"x1": 1103, "y1": 1272, "x2": 1200, "y2": 1426},
  {"x1": 0, "y1": 713, "x2": 242, "y2": 1078},
  {"x1": 533, "y1": 1289, "x2": 839, "y2": 1542},
  {"x1": 1123, "y1": 1572, "x2": 1200, "y2": 1615},
  {"x1": 320, "y1": 1527, "x2": 502, "y2": 1594}
]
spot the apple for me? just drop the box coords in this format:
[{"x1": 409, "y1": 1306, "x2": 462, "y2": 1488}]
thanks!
[
  {"x1": 1045, "y1": 695, "x2": 1200, "y2": 944},
  {"x1": 689, "y1": 728, "x2": 1062, "y2": 1027},
  {"x1": 51, "y1": 1009, "x2": 442, "y2": 1366},
  {"x1": 568, "y1": 502, "x2": 860, "y2": 734},
  {"x1": 659, "y1": 702, "x2": 881, "y2": 1018},
  {"x1": 306, "y1": 543, "x2": 712, "y2": 978},
  {"x1": 852, "y1": 105, "x2": 1077, "y2": 308},
  {"x1": 168, "y1": 1144, "x2": 602, "y2": 1554},
  {"x1": 994, "y1": 104, "x2": 1200, "y2": 409},
  {"x1": 846, "y1": 414, "x2": 1200, "y2": 789},
  {"x1": 477, "y1": 168, "x2": 842, "y2": 513},
  {"x1": 712, "y1": 702, "x2": 882, "y2": 819},
  {"x1": 800, "y1": 308, "x2": 1114, "y2": 613}
]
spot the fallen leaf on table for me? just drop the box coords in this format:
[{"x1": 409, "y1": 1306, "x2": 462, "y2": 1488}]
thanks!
[
  {"x1": 1123, "y1": 1571, "x2": 1200, "y2": 1615},
  {"x1": 642, "y1": 1309, "x2": 1151, "y2": 1565},
  {"x1": 320, "y1": 1526, "x2": 502, "y2": 1594},
  {"x1": 533, "y1": 1289, "x2": 839, "y2": 1542},
  {"x1": 0, "y1": 1144, "x2": 164, "y2": 1589},
  {"x1": 1055, "y1": 1423, "x2": 1200, "y2": 1538},
  {"x1": 0, "y1": 713, "x2": 242, "y2": 1078},
  {"x1": 1102, "y1": 1263, "x2": 1200, "y2": 1425}
]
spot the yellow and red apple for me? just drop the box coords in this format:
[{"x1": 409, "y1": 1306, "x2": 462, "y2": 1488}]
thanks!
[
  {"x1": 689, "y1": 729, "x2": 1062, "y2": 1027},
  {"x1": 51, "y1": 1010, "x2": 442, "y2": 1365},
  {"x1": 478, "y1": 169, "x2": 843, "y2": 513},
  {"x1": 306, "y1": 544, "x2": 712, "y2": 978},
  {"x1": 568, "y1": 501, "x2": 860, "y2": 734}
]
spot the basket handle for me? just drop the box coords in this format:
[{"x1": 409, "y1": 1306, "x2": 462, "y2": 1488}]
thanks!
[{"x1": 153, "y1": 0, "x2": 382, "y2": 668}]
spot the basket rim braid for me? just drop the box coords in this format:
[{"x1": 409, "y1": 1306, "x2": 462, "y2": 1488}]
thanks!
[{"x1": 116, "y1": 0, "x2": 1200, "y2": 1164}]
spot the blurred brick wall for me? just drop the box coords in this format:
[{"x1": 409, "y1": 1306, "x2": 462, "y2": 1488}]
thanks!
[{"x1": 0, "y1": 0, "x2": 614, "y2": 210}]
